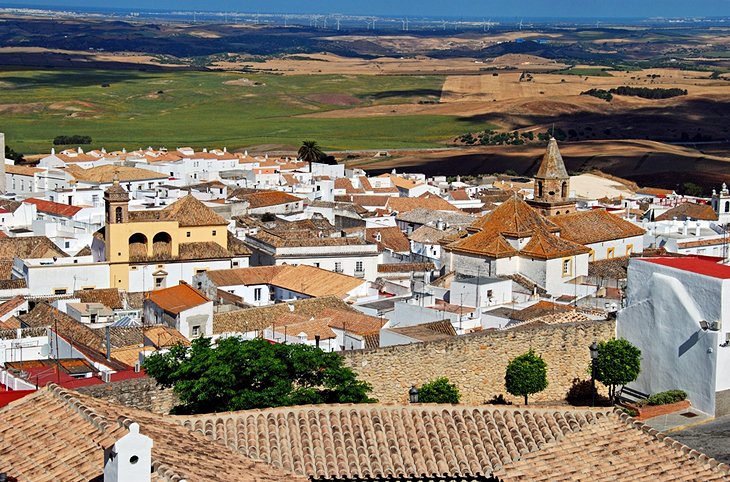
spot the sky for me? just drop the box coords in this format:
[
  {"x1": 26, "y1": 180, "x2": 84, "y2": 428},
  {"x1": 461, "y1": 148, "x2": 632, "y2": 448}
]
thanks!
[{"x1": 7, "y1": 0, "x2": 730, "y2": 18}]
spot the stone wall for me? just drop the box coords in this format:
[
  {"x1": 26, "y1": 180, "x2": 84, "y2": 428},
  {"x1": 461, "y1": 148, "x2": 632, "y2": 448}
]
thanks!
[
  {"x1": 77, "y1": 377, "x2": 178, "y2": 414},
  {"x1": 344, "y1": 319, "x2": 616, "y2": 405}
]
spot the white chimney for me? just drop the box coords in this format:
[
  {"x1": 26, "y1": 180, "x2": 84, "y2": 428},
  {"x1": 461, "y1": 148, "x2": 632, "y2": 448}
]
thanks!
[
  {"x1": 683, "y1": 219, "x2": 689, "y2": 236},
  {"x1": 696, "y1": 222, "x2": 701, "y2": 237},
  {"x1": 244, "y1": 150, "x2": 248, "y2": 157},
  {"x1": 51, "y1": 147, "x2": 56, "y2": 155},
  {"x1": 103, "y1": 422, "x2": 153, "y2": 482}
]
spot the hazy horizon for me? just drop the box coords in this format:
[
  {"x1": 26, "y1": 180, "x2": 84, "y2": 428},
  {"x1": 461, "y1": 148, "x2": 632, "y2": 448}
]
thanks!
[{"x1": 4, "y1": 0, "x2": 730, "y2": 18}]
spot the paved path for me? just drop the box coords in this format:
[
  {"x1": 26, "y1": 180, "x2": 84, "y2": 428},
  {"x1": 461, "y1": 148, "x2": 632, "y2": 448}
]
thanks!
[
  {"x1": 673, "y1": 414, "x2": 730, "y2": 465},
  {"x1": 643, "y1": 406, "x2": 712, "y2": 433}
]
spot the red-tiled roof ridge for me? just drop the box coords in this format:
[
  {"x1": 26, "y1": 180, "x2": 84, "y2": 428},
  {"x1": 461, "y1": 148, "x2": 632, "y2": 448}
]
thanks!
[
  {"x1": 470, "y1": 194, "x2": 560, "y2": 236},
  {"x1": 180, "y1": 404, "x2": 730, "y2": 481},
  {"x1": 24, "y1": 198, "x2": 83, "y2": 218},
  {"x1": 0, "y1": 296, "x2": 24, "y2": 319},
  {"x1": 519, "y1": 228, "x2": 590, "y2": 260},
  {"x1": 550, "y1": 209, "x2": 646, "y2": 245}
]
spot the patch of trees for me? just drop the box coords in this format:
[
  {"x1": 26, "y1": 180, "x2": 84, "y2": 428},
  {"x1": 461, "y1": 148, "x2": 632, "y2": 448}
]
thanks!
[
  {"x1": 611, "y1": 86, "x2": 687, "y2": 99},
  {"x1": 582, "y1": 86, "x2": 687, "y2": 102},
  {"x1": 581, "y1": 88, "x2": 613, "y2": 102},
  {"x1": 53, "y1": 135, "x2": 92, "y2": 146},
  {"x1": 5, "y1": 145, "x2": 24, "y2": 163},
  {"x1": 143, "y1": 337, "x2": 375, "y2": 414}
]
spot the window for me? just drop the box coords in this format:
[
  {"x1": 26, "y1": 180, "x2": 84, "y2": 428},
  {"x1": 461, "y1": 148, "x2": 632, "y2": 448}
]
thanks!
[
  {"x1": 192, "y1": 325, "x2": 201, "y2": 338},
  {"x1": 53, "y1": 289, "x2": 67, "y2": 295},
  {"x1": 607, "y1": 248, "x2": 615, "y2": 259},
  {"x1": 725, "y1": 201, "x2": 729, "y2": 213},
  {"x1": 115, "y1": 206, "x2": 123, "y2": 223},
  {"x1": 254, "y1": 288, "x2": 262, "y2": 302},
  {"x1": 486, "y1": 290, "x2": 493, "y2": 299},
  {"x1": 195, "y1": 269, "x2": 206, "y2": 275},
  {"x1": 155, "y1": 277, "x2": 164, "y2": 289},
  {"x1": 334, "y1": 262, "x2": 342, "y2": 273},
  {"x1": 186, "y1": 231, "x2": 191, "y2": 237},
  {"x1": 232, "y1": 261, "x2": 239, "y2": 267},
  {"x1": 314, "y1": 262, "x2": 320, "y2": 268},
  {"x1": 212, "y1": 230, "x2": 217, "y2": 236},
  {"x1": 355, "y1": 261, "x2": 363, "y2": 273},
  {"x1": 562, "y1": 258, "x2": 572, "y2": 276}
]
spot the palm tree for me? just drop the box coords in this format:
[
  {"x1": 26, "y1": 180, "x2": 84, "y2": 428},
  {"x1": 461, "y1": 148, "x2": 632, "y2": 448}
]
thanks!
[{"x1": 298, "y1": 140, "x2": 324, "y2": 174}]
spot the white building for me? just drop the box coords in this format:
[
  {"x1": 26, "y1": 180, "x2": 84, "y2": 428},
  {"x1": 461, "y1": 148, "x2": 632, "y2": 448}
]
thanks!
[
  {"x1": 143, "y1": 282, "x2": 213, "y2": 339},
  {"x1": 13, "y1": 256, "x2": 110, "y2": 296},
  {"x1": 617, "y1": 256, "x2": 730, "y2": 416}
]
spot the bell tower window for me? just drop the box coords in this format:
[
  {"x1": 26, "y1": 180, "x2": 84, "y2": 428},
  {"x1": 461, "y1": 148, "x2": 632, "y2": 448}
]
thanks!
[{"x1": 115, "y1": 207, "x2": 123, "y2": 223}]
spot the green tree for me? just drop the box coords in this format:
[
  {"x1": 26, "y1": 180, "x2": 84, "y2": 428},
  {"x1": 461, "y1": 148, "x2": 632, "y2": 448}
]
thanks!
[
  {"x1": 297, "y1": 140, "x2": 324, "y2": 173},
  {"x1": 594, "y1": 338, "x2": 641, "y2": 404},
  {"x1": 505, "y1": 349, "x2": 548, "y2": 405},
  {"x1": 144, "y1": 337, "x2": 375, "y2": 414},
  {"x1": 680, "y1": 182, "x2": 703, "y2": 197},
  {"x1": 418, "y1": 377, "x2": 461, "y2": 404},
  {"x1": 4, "y1": 145, "x2": 24, "y2": 163}
]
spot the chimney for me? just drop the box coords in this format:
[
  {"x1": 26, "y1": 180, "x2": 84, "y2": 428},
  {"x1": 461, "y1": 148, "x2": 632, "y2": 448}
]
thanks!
[
  {"x1": 683, "y1": 219, "x2": 689, "y2": 236},
  {"x1": 104, "y1": 423, "x2": 153, "y2": 482},
  {"x1": 696, "y1": 222, "x2": 701, "y2": 237},
  {"x1": 315, "y1": 335, "x2": 321, "y2": 348},
  {"x1": 51, "y1": 147, "x2": 56, "y2": 155}
]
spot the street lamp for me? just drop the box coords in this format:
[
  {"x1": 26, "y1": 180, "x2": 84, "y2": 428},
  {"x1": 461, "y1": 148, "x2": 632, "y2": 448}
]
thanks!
[
  {"x1": 409, "y1": 385, "x2": 419, "y2": 403},
  {"x1": 590, "y1": 341, "x2": 599, "y2": 407}
]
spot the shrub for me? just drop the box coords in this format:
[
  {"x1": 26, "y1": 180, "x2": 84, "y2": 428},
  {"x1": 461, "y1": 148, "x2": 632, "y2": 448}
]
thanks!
[
  {"x1": 418, "y1": 377, "x2": 461, "y2": 404},
  {"x1": 643, "y1": 390, "x2": 687, "y2": 406},
  {"x1": 620, "y1": 407, "x2": 638, "y2": 417},
  {"x1": 53, "y1": 135, "x2": 92, "y2": 146},
  {"x1": 505, "y1": 349, "x2": 548, "y2": 405},
  {"x1": 484, "y1": 394, "x2": 512, "y2": 405}
]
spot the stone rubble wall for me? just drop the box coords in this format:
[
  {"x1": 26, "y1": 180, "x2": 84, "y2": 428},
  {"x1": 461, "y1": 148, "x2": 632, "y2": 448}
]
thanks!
[
  {"x1": 344, "y1": 320, "x2": 616, "y2": 405},
  {"x1": 77, "y1": 376, "x2": 178, "y2": 414}
]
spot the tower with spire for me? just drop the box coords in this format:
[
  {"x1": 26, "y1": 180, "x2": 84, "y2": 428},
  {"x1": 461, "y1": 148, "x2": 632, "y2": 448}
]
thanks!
[{"x1": 528, "y1": 137, "x2": 575, "y2": 216}]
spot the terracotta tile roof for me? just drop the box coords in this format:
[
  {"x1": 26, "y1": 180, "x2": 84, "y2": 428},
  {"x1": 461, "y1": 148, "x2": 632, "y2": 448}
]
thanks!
[
  {"x1": 0, "y1": 236, "x2": 67, "y2": 260},
  {"x1": 5, "y1": 164, "x2": 43, "y2": 176},
  {"x1": 359, "y1": 176, "x2": 374, "y2": 191},
  {"x1": 229, "y1": 189, "x2": 303, "y2": 208},
  {"x1": 205, "y1": 265, "x2": 365, "y2": 299},
  {"x1": 334, "y1": 178, "x2": 365, "y2": 194},
  {"x1": 144, "y1": 325, "x2": 191, "y2": 348},
  {"x1": 494, "y1": 411, "x2": 730, "y2": 481},
  {"x1": 535, "y1": 137, "x2": 569, "y2": 180},
  {"x1": 550, "y1": 209, "x2": 646, "y2": 245},
  {"x1": 160, "y1": 194, "x2": 228, "y2": 227},
  {"x1": 588, "y1": 256, "x2": 630, "y2": 279},
  {"x1": 0, "y1": 315, "x2": 22, "y2": 330},
  {"x1": 145, "y1": 282, "x2": 210, "y2": 315},
  {"x1": 0, "y1": 296, "x2": 25, "y2": 319},
  {"x1": 271, "y1": 317, "x2": 337, "y2": 340},
  {"x1": 386, "y1": 193, "x2": 460, "y2": 214},
  {"x1": 470, "y1": 195, "x2": 560, "y2": 236},
  {"x1": 177, "y1": 241, "x2": 231, "y2": 260},
  {"x1": 128, "y1": 195, "x2": 228, "y2": 227},
  {"x1": 396, "y1": 208, "x2": 476, "y2": 227},
  {"x1": 319, "y1": 307, "x2": 385, "y2": 336},
  {"x1": 408, "y1": 225, "x2": 453, "y2": 243},
  {"x1": 377, "y1": 262, "x2": 436, "y2": 273},
  {"x1": 365, "y1": 226, "x2": 410, "y2": 253},
  {"x1": 344, "y1": 194, "x2": 390, "y2": 207},
  {"x1": 248, "y1": 229, "x2": 372, "y2": 249},
  {"x1": 24, "y1": 198, "x2": 83, "y2": 217},
  {"x1": 111, "y1": 344, "x2": 153, "y2": 366},
  {"x1": 449, "y1": 189, "x2": 471, "y2": 201},
  {"x1": 656, "y1": 203, "x2": 719, "y2": 222},
  {"x1": 227, "y1": 231, "x2": 253, "y2": 256},
  {"x1": 449, "y1": 231, "x2": 519, "y2": 258},
  {"x1": 389, "y1": 174, "x2": 420, "y2": 190},
  {"x1": 510, "y1": 300, "x2": 575, "y2": 322},
  {"x1": 65, "y1": 164, "x2": 165, "y2": 182},
  {"x1": 677, "y1": 237, "x2": 727, "y2": 249},
  {"x1": 182, "y1": 405, "x2": 730, "y2": 481},
  {"x1": 388, "y1": 319, "x2": 457, "y2": 342},
  {"x1": 74, "y1": 288, "x2": 125, "y2": 310},
  {"x1": 74, "y1": 245, "x2": 92, "y2": 256},
  {"x1": 213, "y1": 296, "x2": 362, "y2": 334},
  {"x1": 0, "y1": 385, "x2": 303, "y2": 481},
  {"x1": 520, "y1": 229, "x2": 591, "y2": 260}
]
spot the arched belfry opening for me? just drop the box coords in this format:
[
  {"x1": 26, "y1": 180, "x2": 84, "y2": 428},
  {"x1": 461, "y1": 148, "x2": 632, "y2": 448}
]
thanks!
[{"x1": 153, "y1": 232, "x2": 173, "y2": 258}]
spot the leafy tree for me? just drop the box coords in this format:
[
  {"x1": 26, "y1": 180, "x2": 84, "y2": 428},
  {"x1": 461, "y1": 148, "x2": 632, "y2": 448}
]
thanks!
[
  {"x1": 4, "y1": 145, "x2": 24, "y2": 163},
  {"x1": 297, "y1": 140, "x2": 324, "y2": 173},
  {"x1": 53, "y1": 135, "x2": 92, "y2": 146},
  {"x1": 144, "y1": 337, "x2": 375, "y2": 414},
  {"x1": 505, "y1": 349, "x2": 548, "y2": 405},
  {"x1": 594, "y1": 338, "x2": 641, "y2": 405},
  {"x1": 418, "y1": 377, "x2": 461, "y2": 404},
  {"x1": 680, "y1": 182, "x2": 703, "y2": 197}
]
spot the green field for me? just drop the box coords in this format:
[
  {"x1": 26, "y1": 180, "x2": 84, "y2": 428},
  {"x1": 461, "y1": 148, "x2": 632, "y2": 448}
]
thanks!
[
  {"x1": 0, "y1": 69, "x2": 487, "y2": 154},
  {"x1": 553, "y1": 67, "x2": 614, "y2": 77}
]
